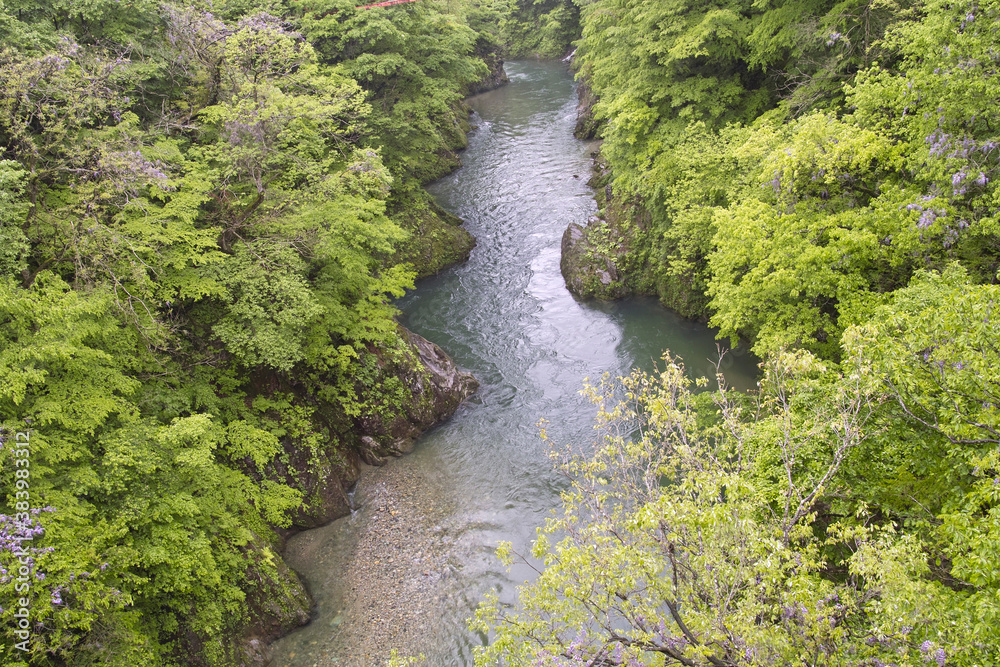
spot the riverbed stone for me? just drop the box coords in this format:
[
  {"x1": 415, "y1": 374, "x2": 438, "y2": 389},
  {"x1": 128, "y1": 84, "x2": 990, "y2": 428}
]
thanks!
[
  {"x1": 231, "y1": 324, "x2": 477, "y2": 665},
  {"x1": 269, "y1": 457, "x2": 463, "y2": 667},
  {"x1": 279, "y1": 324, "x2": 477, "y2": 531}
]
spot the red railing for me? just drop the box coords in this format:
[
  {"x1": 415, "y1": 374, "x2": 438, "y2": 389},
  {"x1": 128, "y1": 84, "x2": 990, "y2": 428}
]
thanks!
[{"x1": 356, "y1": 0, "x2": 421, "y2": 8}]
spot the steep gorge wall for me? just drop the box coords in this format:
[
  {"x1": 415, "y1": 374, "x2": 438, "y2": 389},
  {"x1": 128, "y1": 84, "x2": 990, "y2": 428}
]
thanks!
[
  {"x1": 233, "y1": 326, "x2": 478, "y2": 664},
  {"x1": 560, "y1": 82, "x2": 711, "y2": 320}
]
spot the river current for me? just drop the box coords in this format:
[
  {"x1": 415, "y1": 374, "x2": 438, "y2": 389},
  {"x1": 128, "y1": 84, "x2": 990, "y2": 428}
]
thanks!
[{"x1": 269, "y1": 60, "x2": 757, "y2": 667}]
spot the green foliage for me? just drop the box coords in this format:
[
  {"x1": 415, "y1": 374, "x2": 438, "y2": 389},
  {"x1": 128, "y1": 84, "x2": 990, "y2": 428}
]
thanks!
[
  {"x1": 384, "y1": 649, "x2": 426, "y2": 666},
  {"x1": 476, "y1": 340, "x2": 999, "y2": 665},
  {"x1": 0, "y1": 275, "x2": 306, "y2": 663},
  {"x1": 571, "y1": 0, "x2": 873, "y2": 316},
  {"x1": 212, "y1": 245, "x2": 325, "y2": 371},
  {"x1": 640, "y1": 122, "x2": 760, "y2": 317},
  {"x1": 0, "y1": 0, "x2": 495, "y2": 662},
  {"x1": 708, "y1": 112, "x2": 914, "y2": 357},
  {"x1": 501, "y1": 0, "x2": 580, "y2": 58},
  {"x1": 0, "y1": 0, "x2": 161, "y2": 51},
  {"x1": 706, "y1": 0, "x2": 999, "y2": 358},
  {"x1": 0, "y1": 160, "x2": 29, "y2": 277},
  {"x1": 298, "y1": 0, "x2": 488, "y2": 181},
  {"x1": 844, "y1": 267, "x2": 1000, "y2": 648},
  {"x1": 547, "y1": 4, "x2": 1000, "y2": 655},
  {"x1": 575, "y1": 0, "x2": 999, "y2": 357}
]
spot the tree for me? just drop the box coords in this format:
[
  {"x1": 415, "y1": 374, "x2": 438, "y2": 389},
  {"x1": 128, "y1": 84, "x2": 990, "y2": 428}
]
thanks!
[
  {"x1": 844, "y1": 266, "x2": 1000, "y2": 652},
  {"x1": 0, "y1": 274, "x2": 303, "y2": 664},
  {"x1": 474, "y1": 350, "x2": 986, "y2": 665},
  {"x1": 0, "y1": 160, "x2": 29, "y2": 277},
  {"x1": 707, "y1": 0, "x2": 1000, "y2": 358}
]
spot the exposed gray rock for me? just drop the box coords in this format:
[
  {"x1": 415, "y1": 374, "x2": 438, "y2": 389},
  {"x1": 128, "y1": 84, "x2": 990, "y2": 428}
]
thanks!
[
  {"x1": 468, "y1": 51, "x2": 509, "y2": 95},
  {"x1": 242, "y1": 327, "x2": 477, "y2": 665},
  {"x1": 560, "y1": 221, "x2": 630, "y2": 300},
  {"x1": 356, "y1": 328, "x2": 478, "y2": 468}
]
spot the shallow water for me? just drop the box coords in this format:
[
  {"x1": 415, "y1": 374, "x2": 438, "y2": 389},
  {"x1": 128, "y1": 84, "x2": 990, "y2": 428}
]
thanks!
[{"x1": 269, "y1": 60, "x2": 757, "y2": 667}]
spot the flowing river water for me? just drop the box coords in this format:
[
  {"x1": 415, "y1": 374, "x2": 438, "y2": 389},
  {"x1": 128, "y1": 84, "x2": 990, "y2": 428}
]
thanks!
[{"x1": 268, "y1": 61, "x2": 757, "y2": 667}]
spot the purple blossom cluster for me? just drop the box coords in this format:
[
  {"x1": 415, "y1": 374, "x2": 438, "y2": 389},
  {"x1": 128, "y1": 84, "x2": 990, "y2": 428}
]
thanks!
[
  {"x1": 38, "y1": 54, "x2": 70, "y2": 75},
  {"x1": 1, "y1": 507, "x2": 113, "y2": 615},
  {"x1": 921, "y1": 349, "x2": 947, "y2": 371},
  {"x1": 780, "y1": 602, "x2": 809, "y2": 622},
  {"x1": 165, "y1": 6, "x2": 229, "y2": 59},
  {"x1": 810, "y1": 167, "x2": 827, "y2": 181},
  {"x1": 225, "y1": 117, "x2": 270, "y2": 148},
  {"x1": 645, "y1": 617, "x2": 689, "y2": 653},
  {"x1": 766, "y1": 170, "x2": 782, "y2": 193},
  {"x1": 952, "y1": 170, "x2": 966, "y2": 187},
  {"x1": 57, "y1": 35, "x2": 81, "y2": 57},
  {"x1": 47, "y1": 570, "x2": 99, "y2": 606},
  {"x1": 0, "y1": 509, "x2": 55, "y2": 586},
  {"x1": 943, "y1": 219, "x2": 970, "y2": 248},
  {"x1": 904, "y1": 199, "x2": 947, "y2": 229},
  {"x1": 525, "y1": 630, "x2": 650, "y2": 667},
  {"x1": 813, "y1": 592, "x2": 846, "y2": 628},
  {"x1": 925, "y1": 129, "x2": 997, "y2": 160},
  {"x1": 101, "y1": 55, "x2": 131, "y2": 77},
  {"x1": 97, "y1": 149, "x2": 172, "y2": 194},
  {"x1": 237, "y1": 12, "x2": 297, "y2": 38},
  {"x1": 920, "y1": 640, "x2": 947, "y2": 666},
  {"x1": 531, "y1": 648, "x2": 589, "y2": 667},
  {"x1": 947, "y1": 168, "x2": 990, "y2": 196}
]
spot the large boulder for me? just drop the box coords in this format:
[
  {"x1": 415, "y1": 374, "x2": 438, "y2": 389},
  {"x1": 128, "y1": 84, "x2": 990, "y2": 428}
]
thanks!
[
  {"x1": 560, "y1": 220, "x2": 631, "y2": 300},
  {"x1": 275, "y1": 326, "x2": 478, "y2": 531},
  {"x1": 356, "y1": 327, "x2": 479, "y2": 465}
]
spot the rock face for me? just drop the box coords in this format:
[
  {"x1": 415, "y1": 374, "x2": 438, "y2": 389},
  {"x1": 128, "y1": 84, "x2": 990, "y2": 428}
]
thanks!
[
  {"x1": 233, "y1": 61, "x2": 494, "y2": 667},
  {"x1": 574, "y1": 80, "x2": 599, "y2": 140},
  {"x1": 468, "y1": 47, "x2": 509, "y2": 95},
  {"x1": 235, "y1": 553, "x2": 312, "y2": 666},
  {"x1": 356, "y1": 327, "x2": 479, "y2": 465},
  {"x1": 241, "y1": 55, "x2": 490, "y2": 667},
  {"x1": 560, "y1": 219, "x2": 631, "y2": 300},
  {"x1": 279, "y1": 326, "x2": 478, "y2": 530},
  {"x1": 392, "y1": 200, "x2": 477, "y2": 279}
]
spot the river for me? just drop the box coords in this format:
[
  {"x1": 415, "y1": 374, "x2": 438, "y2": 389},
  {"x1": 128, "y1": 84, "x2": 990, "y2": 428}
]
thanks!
[{"x1": 268, "y1": 60, "x2": 757, "y2": 667}]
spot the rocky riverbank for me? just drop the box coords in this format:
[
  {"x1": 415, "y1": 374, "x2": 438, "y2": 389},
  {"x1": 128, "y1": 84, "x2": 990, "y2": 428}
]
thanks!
[
  {"x1": 237, "y1": 326, "x2": 477, "y2": 666},
  {"x1": 268, "y1": 454, "x2": 464, "y2": 666},
  {"x1": 257, "y1": 60, "x2": 507, "y2": 667}
]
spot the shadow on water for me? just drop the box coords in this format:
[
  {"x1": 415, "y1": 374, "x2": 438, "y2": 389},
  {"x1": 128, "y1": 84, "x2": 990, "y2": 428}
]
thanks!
[{"x1": 269, "y1": 61, "x2": 758, "y2": 667}]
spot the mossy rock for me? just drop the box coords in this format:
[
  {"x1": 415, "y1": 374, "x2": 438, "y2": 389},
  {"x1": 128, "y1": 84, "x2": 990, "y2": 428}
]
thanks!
[
  {"x1": 574, "y1": 81, "x2": 600, "y2": 140},
  {"x1": 392, "y1": 201, "x2": 476, "y2": 278},
  {"x1": 560, "y1": 221, "x2": 631, "y2": 300}
]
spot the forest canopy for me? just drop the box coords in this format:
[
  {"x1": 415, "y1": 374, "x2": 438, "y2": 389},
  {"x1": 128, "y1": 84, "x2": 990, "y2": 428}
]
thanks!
[{"x1": 1, "y1": 0, "x2": 998, "y2": 664}]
